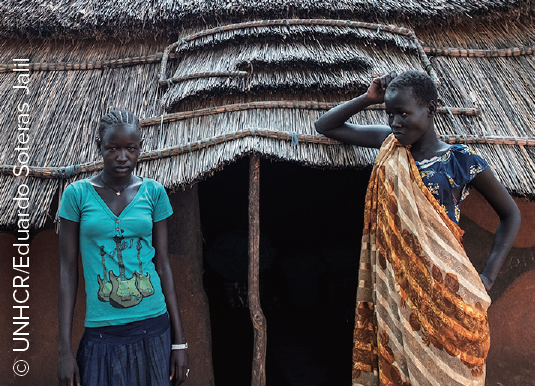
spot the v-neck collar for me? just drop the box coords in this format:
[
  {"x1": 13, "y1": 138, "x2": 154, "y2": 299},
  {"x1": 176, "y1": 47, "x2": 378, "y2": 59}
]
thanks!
[{"x1": 85, "y1": 177, "x2": 145, "y2": 219}]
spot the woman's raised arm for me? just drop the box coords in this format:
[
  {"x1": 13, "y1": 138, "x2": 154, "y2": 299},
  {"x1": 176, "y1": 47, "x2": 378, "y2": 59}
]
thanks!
[{"x1": 314, "y1": 71, "x2": 396, "y2": 148}]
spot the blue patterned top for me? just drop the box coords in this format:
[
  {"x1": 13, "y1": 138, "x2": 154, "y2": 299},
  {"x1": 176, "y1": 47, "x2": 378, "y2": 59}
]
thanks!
[{"x1": 415, "y1": 145, "x2": 488, "y2": 225}]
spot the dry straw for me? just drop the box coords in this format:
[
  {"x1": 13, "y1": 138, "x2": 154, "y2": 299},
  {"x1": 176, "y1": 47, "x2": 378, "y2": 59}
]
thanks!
[
  {"x1": 0, "y1": 8, "x2": 533, "y2": 228},
  {"x1": 0, "y1": 0, "x2": 531, "y2": 39}
]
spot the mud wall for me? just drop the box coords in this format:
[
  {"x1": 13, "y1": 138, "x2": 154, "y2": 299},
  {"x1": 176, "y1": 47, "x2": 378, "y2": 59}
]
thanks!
[{"x1": 460, "y1": 191, "x2": 535, "y2": 386}]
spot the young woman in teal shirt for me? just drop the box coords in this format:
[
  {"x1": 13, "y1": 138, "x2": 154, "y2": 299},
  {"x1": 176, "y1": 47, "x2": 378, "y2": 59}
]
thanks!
[{"x1": 58, "y1": 110, "x2": 189, "y2": 385}]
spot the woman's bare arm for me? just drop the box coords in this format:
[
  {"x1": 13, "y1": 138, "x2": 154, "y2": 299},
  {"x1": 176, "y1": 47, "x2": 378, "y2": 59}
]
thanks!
[
  {"x1": 58, "y1": 218, "x2": 81, "y2": 386},
  {"x1": 153, "y1": 219, "x2": 189, "y2": 385},
  {"x1": 470, "y1": 168, "x2": 521, "y2": 291}
]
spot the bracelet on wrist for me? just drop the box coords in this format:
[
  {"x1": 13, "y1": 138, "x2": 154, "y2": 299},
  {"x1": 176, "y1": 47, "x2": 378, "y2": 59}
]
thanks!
[{"x1": 172, "y1": 343, "x2": 188, "y2": 350}]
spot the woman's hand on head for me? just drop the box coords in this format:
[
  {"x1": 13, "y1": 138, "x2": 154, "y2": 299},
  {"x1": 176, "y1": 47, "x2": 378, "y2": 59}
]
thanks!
[
  {"x1": 366, "y1": 71, "x2": 398, "y2": 104},
  {"x1": 169, "y1": 348, "x2": 189, "y2": 385},
  {"x1": 58, "y1": 353, "x2": 80, "y2": 386}
]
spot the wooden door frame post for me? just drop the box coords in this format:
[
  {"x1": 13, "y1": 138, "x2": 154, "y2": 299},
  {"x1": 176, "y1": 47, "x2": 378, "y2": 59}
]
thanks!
[{"x1": 248, "y1": 153, "x2": 267, "y2": 386}]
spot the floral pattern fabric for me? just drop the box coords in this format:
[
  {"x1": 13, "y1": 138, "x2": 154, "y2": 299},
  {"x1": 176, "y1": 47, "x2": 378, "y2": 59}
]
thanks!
[{"x1": 416, "y1": 145, "x2": 488, "y2": 224}]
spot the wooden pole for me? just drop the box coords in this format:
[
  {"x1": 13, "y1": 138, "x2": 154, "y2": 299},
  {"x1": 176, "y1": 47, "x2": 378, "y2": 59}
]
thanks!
[{"x1": 248, "y1": 153, "x2": 267, "y2": 386}]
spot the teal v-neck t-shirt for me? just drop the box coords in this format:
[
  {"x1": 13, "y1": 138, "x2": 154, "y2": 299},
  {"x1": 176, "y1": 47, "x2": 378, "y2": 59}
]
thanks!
[{"x1": 58, "y1": 177, "x2": 173, "y2": 327}]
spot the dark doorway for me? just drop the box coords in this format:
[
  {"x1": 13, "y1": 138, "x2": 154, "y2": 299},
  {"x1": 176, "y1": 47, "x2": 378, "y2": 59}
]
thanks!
[{"x1": 199, "y1": 155, "x2": 371, "y2": 385}]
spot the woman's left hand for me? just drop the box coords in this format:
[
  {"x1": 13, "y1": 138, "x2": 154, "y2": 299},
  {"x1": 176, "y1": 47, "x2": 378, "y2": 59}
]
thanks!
[{"x1": 169, "y1": 348, "x2": 189, "y2": 385}]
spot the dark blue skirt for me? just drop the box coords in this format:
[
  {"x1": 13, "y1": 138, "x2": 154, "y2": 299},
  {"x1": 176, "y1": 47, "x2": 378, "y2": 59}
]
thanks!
[{"x1": 76, "y1": 313, "x2": 171, "y2": 386}]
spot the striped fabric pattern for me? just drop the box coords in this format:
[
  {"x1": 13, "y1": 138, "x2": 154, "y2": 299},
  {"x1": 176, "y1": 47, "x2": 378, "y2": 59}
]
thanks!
[{"x1": 352, "y1": 135, "x2": 491, "y2": 386}]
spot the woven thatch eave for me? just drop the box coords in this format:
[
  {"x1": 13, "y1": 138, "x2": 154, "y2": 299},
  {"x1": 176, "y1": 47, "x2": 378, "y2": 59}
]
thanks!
[
  {"x1": 160, "y1": 14, "x2": 534, "y2": 109},
  {"x1": 0, "y1": 0, "x2": 532, "y2": 40},
  {"x1": 172, "y1": 24, "x2": 417, "y2": 55},
  {"x1": 1, "y1": 88, "x2": 532, "y2": 229},
  {"x1": 161, "y1": 38, "x2": 420, "y2": 110}
]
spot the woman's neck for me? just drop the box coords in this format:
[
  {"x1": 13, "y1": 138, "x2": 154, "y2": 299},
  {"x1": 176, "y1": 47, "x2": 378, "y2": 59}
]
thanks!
[
  {"x1": 100, "y1": 171, "x2": 133, "y2": 188},
  {"x1": 410, "y1": 129, "x2": 449, "y2": 162}
]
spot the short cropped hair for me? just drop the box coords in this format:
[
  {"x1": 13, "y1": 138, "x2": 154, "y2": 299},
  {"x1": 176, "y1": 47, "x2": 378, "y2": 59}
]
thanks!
[
  {"x1": 97, "y1": 110, "x2": 141, "y2": 140},
  {"x1": 386, "y1": 70, "x2": 437, "y2": 106}
]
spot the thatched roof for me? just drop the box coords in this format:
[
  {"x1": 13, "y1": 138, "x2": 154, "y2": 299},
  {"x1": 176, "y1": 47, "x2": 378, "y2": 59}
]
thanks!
[
  {"x1": 0, "y1": 2, "x2": 534, "y2": 228},
  {"x1": 0, "y1": 0, "x2": 532, "y2": 40}
]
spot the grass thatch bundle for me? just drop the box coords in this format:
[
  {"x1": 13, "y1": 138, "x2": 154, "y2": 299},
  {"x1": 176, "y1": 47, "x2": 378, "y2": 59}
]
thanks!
[
  {"x1": 172, "y1": 23, "x2": 416, "y2": 55},
  {"x1": 161, "y1": 36, "x2": 421, "y2": 110},
  {"x1": 415, "y1": 13, "x2": 534, "y2": 50}
]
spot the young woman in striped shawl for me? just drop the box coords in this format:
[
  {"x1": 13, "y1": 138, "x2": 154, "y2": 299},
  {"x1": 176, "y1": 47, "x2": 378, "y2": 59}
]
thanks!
[{"x1": 315, "y1": 71, "x2": 520, "y2": 385}]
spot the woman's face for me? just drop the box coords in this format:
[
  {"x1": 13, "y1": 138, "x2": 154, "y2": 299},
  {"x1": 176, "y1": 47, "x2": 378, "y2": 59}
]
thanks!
[
  {"x1": 384, "y1": 87, "x2": 433, "y2": 146},
  {"x1": 98, "y1": 123, "x2": 142, "y2": 179}
]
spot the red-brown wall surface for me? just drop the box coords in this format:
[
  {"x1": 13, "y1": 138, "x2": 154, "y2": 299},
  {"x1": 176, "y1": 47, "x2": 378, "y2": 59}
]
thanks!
[{"x1": 461, "y1": 191, "x2": 535, "y2": 386}]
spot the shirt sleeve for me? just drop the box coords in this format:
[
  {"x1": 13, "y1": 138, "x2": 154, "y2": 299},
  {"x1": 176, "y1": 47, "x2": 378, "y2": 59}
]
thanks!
[
  {"x1": 448, "y1": 145, "x2": 489, "y2": 188},
  {"x1": 152, "y1": 182, "x2": 173, "y2": 222},
  {"x1": 58, "y1": 182, "x2": 81, "y2": 222}
]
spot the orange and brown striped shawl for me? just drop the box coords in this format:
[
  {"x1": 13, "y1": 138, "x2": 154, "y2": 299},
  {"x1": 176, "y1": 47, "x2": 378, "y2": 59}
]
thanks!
[{"x1": 352, "y1": 135, "x2": 491, "y2": 386}]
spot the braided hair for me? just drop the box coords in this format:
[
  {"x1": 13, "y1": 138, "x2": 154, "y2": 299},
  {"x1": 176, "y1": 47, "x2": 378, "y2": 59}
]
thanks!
[
  {"x1": 97, "y1": 110, "x2": 141, "y2": 140},
  {"x1": 386, "y1": 70, "x2": 437, "y2": 106}
]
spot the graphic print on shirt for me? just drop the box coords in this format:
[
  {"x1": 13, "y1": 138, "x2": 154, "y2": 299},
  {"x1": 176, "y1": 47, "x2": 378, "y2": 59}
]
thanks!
[
  {"x1": 109, "y1": 234, "x2": 143, "y2": 308},
  {"x1": 133, "y1": 237, "x2": 155, "y2": 298},
  {"x1": 96, "y1": 234, "x2": 156, "y2": 308},
  {"x1": 97, "y1": 245, "x2": 112, "y2": 302}
]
